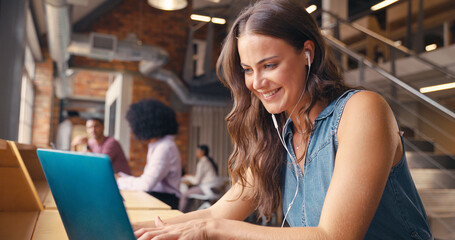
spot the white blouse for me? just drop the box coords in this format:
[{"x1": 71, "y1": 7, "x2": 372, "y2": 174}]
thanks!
[
  {"x1": 183, "y1": 156, "x2": 217, "y2": 186},
  {"x1": 117, "y1": 135, "x2": 181, "y2": 197}
]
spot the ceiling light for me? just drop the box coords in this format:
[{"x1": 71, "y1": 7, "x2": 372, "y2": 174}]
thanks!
[
  {"x1": 191, "y1": 14, "x2": 226, "y2": 24},
  {"x1": 147, "y1": 0, "x2": 187, "y2": 11},
  {"x1": 306, "y1": 5, "x2": 317, "y2": 14},
  {"x1": 425, "y1": 43, "x2": 437, "y2": 52},
  {"x1": 371, "y1": 0, "x2": 399, "y2": 11},
  {"x1": 420, "y1": 82, "x2": 455, "y2": 93},
  {"x1": 191, "y1": 14, "x2": 211, "y2": 22},
  {"x1": 211, "y1": 17, "x2": 226, "y2": 25}
]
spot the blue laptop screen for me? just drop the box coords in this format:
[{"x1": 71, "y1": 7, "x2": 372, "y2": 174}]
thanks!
[{"x1": 37, "y1": 149, "x2": 135, "y2": 240}]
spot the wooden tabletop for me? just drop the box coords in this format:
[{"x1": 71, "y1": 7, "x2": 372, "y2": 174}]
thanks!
[
  {"x1": 32, "y1": 209, "x2": 183, "y2": 240},
  {"x1": 0, "y1": 211, "x2": 39, "y2": 240},
  {"x1": 43, "y1": 190, "x2": 171, "y2": 210},
  {"x1": 121, "y1": 190, "x2": 171, "y2": 210}
]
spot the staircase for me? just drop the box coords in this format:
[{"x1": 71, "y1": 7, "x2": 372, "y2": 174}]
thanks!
[
  {"x1": 406, "y1": 139, "x2": 455, "y2": 240},
  {"x1": 319, "y1": 10, "x2": 455, "y2": 239}
]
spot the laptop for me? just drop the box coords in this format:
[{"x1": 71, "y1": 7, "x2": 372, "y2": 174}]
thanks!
[{"x1": 36, "y1": 149, "x2": 136, "y2": 240}]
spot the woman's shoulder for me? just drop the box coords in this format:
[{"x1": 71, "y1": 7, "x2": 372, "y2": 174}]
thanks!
[
  {"x1": 339, "y1": 90, "x2": 398, "y2": 138},
  {"x1": 155, "y1": 135, "x2": 176, "y2": 146},
  {"x1": 152, "y1": 136, "x2": 179, "y2": 152},
  {"x1": 345, "y1": 91, "x2": 390, "y2": 115},
  {"x1": 321, "y1": 90, "x2": 389, "y2": 124}
]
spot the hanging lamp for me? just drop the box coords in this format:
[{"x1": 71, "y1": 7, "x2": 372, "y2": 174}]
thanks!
[{"x1": 147, "y1": 0, "x2": 188, "y2": 11}]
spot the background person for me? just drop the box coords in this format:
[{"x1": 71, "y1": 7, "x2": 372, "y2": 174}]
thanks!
[
  {"x1": 116, "y1": 99, "x2": 182, "y2": 209},
  {"x1": 71, "y1": 118, "x2": 131, "y2": 175},
  {"x1": 179, "y1": 145, "x2": 218, "y2": 213},
  {"x1": 132, "y1": 0, "x2": 432, "y2": 239},
  {"x1": 55, "y1": 110, "x2": 80, "y2": 150}
]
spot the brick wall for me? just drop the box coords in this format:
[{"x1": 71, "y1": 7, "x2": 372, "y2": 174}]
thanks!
[
  {"x1": 32, "y1": 53, "x2": 54, "y2": 148},
  {"x1": 72, "y1": 71, "x2": 110, "y2": 98}
]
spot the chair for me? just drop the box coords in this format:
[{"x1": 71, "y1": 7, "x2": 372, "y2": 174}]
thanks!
[{"x1": 187, "y1": 176, "x2": 230, "y2": 210}]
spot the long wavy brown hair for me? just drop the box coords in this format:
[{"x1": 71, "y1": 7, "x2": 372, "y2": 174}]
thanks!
[{"x1": 216, "y1": 0, "x2": 351, "y2": 219}]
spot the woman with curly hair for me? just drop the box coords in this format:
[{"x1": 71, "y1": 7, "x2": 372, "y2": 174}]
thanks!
[
  {"x1": 116, "y1": 98, "x2": 181, "y2": 209},
  {"x1": 133, "y1": 0, "x2": 431, "y2": 239}
]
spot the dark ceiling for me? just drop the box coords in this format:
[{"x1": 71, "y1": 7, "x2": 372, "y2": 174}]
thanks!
[{"x1": 192, "y1": 0, "x2": 392, "y2": 21}]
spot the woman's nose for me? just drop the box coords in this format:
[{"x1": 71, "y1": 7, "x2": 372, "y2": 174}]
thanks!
[{"x1": 252, "y1": 72, "x2": 265, "y2": 90}]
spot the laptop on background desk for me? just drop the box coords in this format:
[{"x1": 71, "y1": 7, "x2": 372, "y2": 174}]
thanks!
[{"x1": 36, "y1": 149, "x2": 136, "y2": 240}]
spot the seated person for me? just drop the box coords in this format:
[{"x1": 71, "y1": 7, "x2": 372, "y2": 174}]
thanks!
[
  {"x1": 71, "y1": 118, "x2": 131, "y2": 175},
  {"x1": 116, "y1": 99, "x2": 182, "y2": 209},
  {"x1": 55, "y1": 110, "x2": 80, "y2": 150},
  {"x1": 179, "y1": 145, "x2": 218, "y2": 212}
]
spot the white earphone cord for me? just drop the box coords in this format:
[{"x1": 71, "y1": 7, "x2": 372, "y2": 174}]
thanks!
[{"x1": 271, "y1": 51, "x2": 311, "y2": 227}]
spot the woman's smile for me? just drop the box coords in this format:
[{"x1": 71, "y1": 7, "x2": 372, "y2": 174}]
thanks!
[{"x1": 259, "y1": 88, "x2": 281, "y2": 100}]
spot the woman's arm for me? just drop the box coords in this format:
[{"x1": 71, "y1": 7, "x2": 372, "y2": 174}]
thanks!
[
  {"x1": 134, "y1": 172, "x2": 327, "y2": 239},
  {"x1": 317, "y1": 91, "x2": 401, "y2": 239},
  {"x1": 133, "y1": 176, "x2": 257, "y2": 230}
]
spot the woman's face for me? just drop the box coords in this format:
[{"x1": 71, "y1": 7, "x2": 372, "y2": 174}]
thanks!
[
  {"x1": 196, "y1": 148, "x2": 204, "y2": 159},
  {"x1": 238, "y1": 33, "x2": 308, "y2": 115}
]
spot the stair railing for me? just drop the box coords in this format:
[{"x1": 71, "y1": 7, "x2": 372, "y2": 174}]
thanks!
[
  {"x1": 320, "y1": 10, "x2": 455, "y2": 81},
  {"x1": 324, "y1": 34, "x2": 455, "y2": 121}
]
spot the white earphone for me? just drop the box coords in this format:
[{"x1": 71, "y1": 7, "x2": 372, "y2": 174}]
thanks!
[{"x1": 305, "y1": 50, "x2": 311, "y2": 70}]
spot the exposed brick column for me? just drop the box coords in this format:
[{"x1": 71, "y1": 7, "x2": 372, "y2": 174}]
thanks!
[{"x1": 32, "y1": 55, "x2": 54, "y2": 148}]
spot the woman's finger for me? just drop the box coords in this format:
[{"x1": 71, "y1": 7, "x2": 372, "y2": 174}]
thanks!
[
  {"x1": 155, "y1": 216, "x2": 165, "y2": 227},
  {"x1": 150, "y1": 232, "x2": 180, "y2": 240},
  {"x1": 135, "y1": 228, "x2": 158, "y2": 238}
]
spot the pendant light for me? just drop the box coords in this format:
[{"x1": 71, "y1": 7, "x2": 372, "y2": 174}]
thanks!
[{"x1": 147, "y1": 0, "x2": 188, "y2": 11}]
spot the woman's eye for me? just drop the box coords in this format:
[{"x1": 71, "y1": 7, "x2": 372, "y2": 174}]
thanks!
[
  {"x1": 242, "y1": 68, "x2": 252, "y2": 74},
  {"x1": 264, "y1": 63, "x2": 277, "y2": 69}
]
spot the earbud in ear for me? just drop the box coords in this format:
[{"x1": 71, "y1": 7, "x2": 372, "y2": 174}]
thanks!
[{"x1": 305, "y1": 51, "x2": 311, "y2": 70}]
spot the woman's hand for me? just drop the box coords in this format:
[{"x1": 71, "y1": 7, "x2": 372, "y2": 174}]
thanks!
[
  {"x1": 131, "y1": 220, "x2": 155, "y2": 231},
  {"x1": 134, "y1": 217, "x2": 213, "y2": 240}
]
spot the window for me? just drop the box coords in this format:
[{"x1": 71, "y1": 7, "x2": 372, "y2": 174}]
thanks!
[{"x1": 18, "y1": 73, "x2": 34, "y2": 144}]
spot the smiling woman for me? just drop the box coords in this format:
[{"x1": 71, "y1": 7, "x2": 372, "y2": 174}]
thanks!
[{"x1": 132, "y1": 0, "x2": 433, "y2": 239}]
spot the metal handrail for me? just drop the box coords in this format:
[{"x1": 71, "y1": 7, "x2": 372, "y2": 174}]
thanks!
[
  {"x1": 324, "y1": 34, "x2": 455, "y2": 120},
  {"x1": 321, "y1": 10, "x2": 455, "y2": 80},
  {"x1": 366, "y1": 79, "x2": 455, "y2": 156}
]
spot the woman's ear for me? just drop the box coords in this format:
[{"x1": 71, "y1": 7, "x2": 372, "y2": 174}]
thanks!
[{"x1": 303, "y1": 40, "x2": 315, "y2": 66}]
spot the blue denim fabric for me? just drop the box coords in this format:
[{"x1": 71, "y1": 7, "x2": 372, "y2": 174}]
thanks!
[{"x1": 281, "y1": 90, "x2": 432, "y2": 239}]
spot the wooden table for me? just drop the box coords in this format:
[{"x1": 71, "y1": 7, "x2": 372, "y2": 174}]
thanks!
[
  {"x1": 43, "y1": 190, "x2": 171, "y2": 210},
  {"x1": 0, "y1": 191, "x2": 175, "y2": 240},
  {"x1": 0, "y1": 211, "x2": 39, "y2": 240},
  {"x1": 121, "y1": 190, "x2": 171, "y2": 210},
  {"x1": 32, "y1": 209, "x2": 183, "y2": 240}
]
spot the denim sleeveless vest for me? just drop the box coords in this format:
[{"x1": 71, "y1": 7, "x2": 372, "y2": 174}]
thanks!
[{"x1": 281, "y1": 90, "x2": 432, "y2": 239}]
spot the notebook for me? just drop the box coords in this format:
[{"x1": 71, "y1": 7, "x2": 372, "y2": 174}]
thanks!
[{"x1": 36, "y1": 149, "x2": 135, "y2": 240}]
